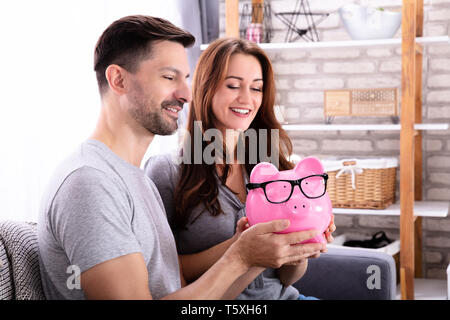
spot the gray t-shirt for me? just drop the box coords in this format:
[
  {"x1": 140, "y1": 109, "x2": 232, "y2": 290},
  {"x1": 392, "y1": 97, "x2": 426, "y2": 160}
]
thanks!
[
  {"x1": 38, "y1": 139, "x2": 181, "y2": 300},
  {"x1": 144, "y1": 153, "x2": 299, "y2": 300}
]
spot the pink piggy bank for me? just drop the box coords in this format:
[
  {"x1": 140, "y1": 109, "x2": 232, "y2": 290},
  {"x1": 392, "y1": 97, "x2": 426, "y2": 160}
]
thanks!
[{"x1": 245, "y1": 157, "x2": 332, "y2": 244}]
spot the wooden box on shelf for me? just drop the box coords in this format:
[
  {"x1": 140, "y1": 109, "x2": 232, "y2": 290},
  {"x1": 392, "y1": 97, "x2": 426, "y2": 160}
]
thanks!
[{"x1": 324, "y1": 88, "x2": 399, "y2": 117}]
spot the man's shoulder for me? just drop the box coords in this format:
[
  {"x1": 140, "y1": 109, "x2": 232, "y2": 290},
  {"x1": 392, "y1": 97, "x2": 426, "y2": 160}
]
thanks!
[{"x1": 39, "y1": 143, "x2": 128, "y2": 220}]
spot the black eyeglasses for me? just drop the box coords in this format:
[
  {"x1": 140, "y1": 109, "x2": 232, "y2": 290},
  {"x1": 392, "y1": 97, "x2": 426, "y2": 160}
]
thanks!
[{"x1": 246, "y1": 173, "x2": 328, "y2": 204}]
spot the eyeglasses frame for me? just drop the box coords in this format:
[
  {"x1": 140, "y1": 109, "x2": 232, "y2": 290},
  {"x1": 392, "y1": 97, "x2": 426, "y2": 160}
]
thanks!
[{"x1": 246, "y1": 173, "x2": 329, "y2": 204}]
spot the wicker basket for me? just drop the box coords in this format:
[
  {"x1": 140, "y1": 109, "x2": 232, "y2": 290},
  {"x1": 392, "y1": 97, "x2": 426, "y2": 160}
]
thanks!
[{"x1": 322, "y1": 158, "x2": 398, "y2": 209}]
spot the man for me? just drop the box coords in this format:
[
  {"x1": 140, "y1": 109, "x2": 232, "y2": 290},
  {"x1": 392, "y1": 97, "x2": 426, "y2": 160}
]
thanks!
[{"x1": 38, "y1": 15, "x2": 326, "y2": 300}]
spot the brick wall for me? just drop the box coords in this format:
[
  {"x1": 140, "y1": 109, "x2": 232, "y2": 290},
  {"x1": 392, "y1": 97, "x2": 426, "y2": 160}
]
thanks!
[{"x1": 218, "y1": 0, "x2": 450, "y2": 279}]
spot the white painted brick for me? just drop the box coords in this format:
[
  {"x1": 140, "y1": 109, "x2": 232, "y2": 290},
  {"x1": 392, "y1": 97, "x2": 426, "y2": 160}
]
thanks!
[
  {"x1": 426, "y1": 236, "x2": 450, "y2": 248},
  {"x1": 430, "y1": 59, "x2": 450, "y2": 72},
  {"x1": 366, "y1": 48, "x2": 394, "y2": 58},
  {"x1": 424, "y1": 0, "x2": 450, "y2": 4},
  {"x1": 301, "y1": 107, "x2": 327, "y2": 121},
  {"x1": 425, "y1": 218, "x2": 450, "y2": 232},
  {"x1": 380, "y1": 60, "x2": 402, "y2": 73},
  {"x1": 428, "y1": 74, "x2": 450, "y2": 88},
  {"x1": 334, "y1": 215, "x2": 354, "y2": 228},
  {"x1": 428, "y1": 46, "x2": 450, "y2": 56},
  {"x1": 294, "y1": 0, "x2": 356, "y2": 12},
  {"x1": 292, "y1": 139, "x2": 318, "y2": 151},
  {"x1": 316, "y1": 13, "x2": 341, "y2": 29},
  {"x1": 376, "y1": 139, "x2": 400, "y2": 151},
  {"x1": 424, "y1": 251, "x2": 442, "y2": 264},
  {"x1": 273, "y1": 62, "x2": 317, "y2": 75},
  {"x1": 275, "y1": 78, "x2": 292, "y2": 90},
  {"x1": 427, "y1": 90, "x2": 450, "y2": 103},
  {"x1": 273, "y1": 50, "x2": 308, "y2": 61},
  {"x1": 424, "y1": 23, "x2": 448, "y2": 36},
  {"x1": 284, "y1": 107, "x2": 300, "y2": 120},
  {"x1": 361, "y1": 0, "x2": 402, "y2": 8},
  {"x1": 426, "y1": 268, "x2": 447, "y2": 280},
  {"x1": 321, "y1": 29, "x2": 353, "y2": 42},
  {"x1": 323, "y1": 62, "x2": 375, "y2": 74},
  {"x1": 428, "y1": 8, "x2": 450, "y2": 21},
  {"x1": 309, "y1": 49, "x2": 361, "y2": 59},
  {"x1": 322, "y1": 139, "x2": 373, "y2": 151},
  {"x1": 426, "y1": 139, "x2": 443, "y2": 151},
  {"x1": 347, "y1": 76, "x2": 400, "y2": 88},
  {"x1": 358, "y1": 215, "x2": 399, "y2": 229},
  {"x1": 270, "y1": 31, "x2": 291, "y2": 44},
  {"x1": 428, "y1": 156, "x2": 450, "y2": 168},
  {"x1": 287, "y1": 91, "x2": 323, "y2": 104},
  {"x1": 426, "y1": 90, "x2": 450, "y2": 103},
  {"x1": 294, "y1": 78, "x2": 344, "y2": 90},
  {"x1": 426, "y1": 187, "x2": 450, "y2": 200},
  {"x1": 428, "y1": 106, "x2": 450, "y2": 119},
  {"x1": 339, "y1": 130, "x2": 376, "y2": 137}
]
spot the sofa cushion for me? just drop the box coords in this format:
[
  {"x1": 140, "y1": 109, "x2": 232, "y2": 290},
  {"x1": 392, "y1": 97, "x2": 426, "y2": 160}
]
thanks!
[
  {"x1": 0, "y1": 221, "x2": 45, "y2": 300},
  {"x1": 0, "y1": 238, "x2": 14, "y2": 299}
]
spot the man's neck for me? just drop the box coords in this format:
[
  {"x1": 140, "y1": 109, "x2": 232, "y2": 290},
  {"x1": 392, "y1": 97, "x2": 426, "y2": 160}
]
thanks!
[{"x1": 90, "y1": 101, "x2": 154, "y2": 168}]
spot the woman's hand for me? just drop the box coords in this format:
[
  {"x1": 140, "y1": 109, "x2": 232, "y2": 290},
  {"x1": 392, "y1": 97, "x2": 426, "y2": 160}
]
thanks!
[
  {"x1": 324, "y1": 214, "x2": 336, "y2": 244},
  {"x1": 232, "y1": 216, "x2": 250, "y2": 242}
]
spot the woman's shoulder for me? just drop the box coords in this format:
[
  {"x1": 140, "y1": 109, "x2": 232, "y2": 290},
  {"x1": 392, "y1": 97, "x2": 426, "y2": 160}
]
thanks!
[
  {"x1": 144, "y1": 152, "x2": 182, "y2": 185},
  {"x1": 144, "y1": 152, "x2": 181, "y2": 173}
]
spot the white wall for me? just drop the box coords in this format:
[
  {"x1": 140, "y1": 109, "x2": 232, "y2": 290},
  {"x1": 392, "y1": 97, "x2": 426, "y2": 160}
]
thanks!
[{"x1": 0, "y1": 0, "x2": 201, "y2": 222}]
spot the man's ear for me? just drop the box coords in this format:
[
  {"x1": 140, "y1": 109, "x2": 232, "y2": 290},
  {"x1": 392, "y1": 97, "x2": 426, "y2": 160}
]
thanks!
[{"x1": 105, "y1": 64, "x2": 127, "y2": 95}]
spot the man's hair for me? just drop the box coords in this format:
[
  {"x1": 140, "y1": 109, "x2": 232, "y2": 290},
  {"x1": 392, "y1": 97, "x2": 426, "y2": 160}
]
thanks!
[{"x1": 94, "y1": 15, "x2": 195, "y2": 95}]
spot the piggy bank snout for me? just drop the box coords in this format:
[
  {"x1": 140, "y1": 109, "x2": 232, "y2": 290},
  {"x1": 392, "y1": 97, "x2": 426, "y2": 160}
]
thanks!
[{"x1": 287, "y1": 198, "x2": 310, "y2": 214}]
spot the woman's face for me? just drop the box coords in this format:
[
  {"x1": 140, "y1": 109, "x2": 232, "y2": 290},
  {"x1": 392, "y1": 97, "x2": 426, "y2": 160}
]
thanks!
[{"x1": 211, "y1": 53, "x2": 263, "y2": 132}]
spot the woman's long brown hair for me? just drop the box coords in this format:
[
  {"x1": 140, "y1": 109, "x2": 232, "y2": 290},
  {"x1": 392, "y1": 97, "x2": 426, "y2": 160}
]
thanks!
[{"x1": 173, "y1": 38, "x2": 294, "y2": 230}]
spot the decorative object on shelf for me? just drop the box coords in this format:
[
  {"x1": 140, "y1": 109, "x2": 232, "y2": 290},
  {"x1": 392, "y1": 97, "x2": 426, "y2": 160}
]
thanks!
[
  {"x1": 339, "y1": 4, "x2": 402, "y2": 40},
  {"x1": 240, "y1": 0, "x2": 273, "y2": 43},
  {"x1": 246, "y1": 23, "x2": 263, "y2": 43},
  {"x1": 324, "y1": 88, "x2": 399, "y2": 124},
  {"x1": 343, "y1": 231, "x2": 393, "y2": 249},
  {"x1": 322, "y1": 158, "x2": 398, "y2": 210},
  {"x1": 274, "y1": 0, "x2": 329, "y2": 42}
]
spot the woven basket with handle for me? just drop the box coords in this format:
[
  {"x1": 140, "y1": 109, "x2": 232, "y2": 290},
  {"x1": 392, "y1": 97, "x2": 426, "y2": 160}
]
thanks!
[{"x1": 323, "y1": 158, "x2": 397, "y2": 209}]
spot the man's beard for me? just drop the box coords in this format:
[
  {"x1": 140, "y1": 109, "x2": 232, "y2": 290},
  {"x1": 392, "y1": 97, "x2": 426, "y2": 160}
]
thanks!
[{"x1": 128, "y1": 82, "x2": 182, "y2": 136}]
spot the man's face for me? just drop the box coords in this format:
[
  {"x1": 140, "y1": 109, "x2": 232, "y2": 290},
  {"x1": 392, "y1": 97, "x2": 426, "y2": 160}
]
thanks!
[{"x1": 126, "y1": 40, "x2": 191, "y2": 136}]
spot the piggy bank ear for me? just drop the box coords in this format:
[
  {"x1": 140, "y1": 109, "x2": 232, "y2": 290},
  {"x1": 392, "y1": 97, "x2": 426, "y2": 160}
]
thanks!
[
  {"x1": 294, "y1": 157, "x2": 324, "y2": 176},
  {"x1": 250, "y1": 162, "x2": 279, "y2": 183}
]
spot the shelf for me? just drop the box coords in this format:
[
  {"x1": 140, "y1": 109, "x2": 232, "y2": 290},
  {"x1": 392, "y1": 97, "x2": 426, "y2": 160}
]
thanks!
[
  {"x1": 328, "y1": 234, "x2": 400, "y2": 256},
  {"x1": 333, "y1": 201, "x2": 449, "y2": 217},
  {"x1": 200, "y1": 36, "x2": 449, "y2": 51},
  {"x1": 282, "y1": 123, "x2": 449, "y2": 131},
  {"x1": 396, "y1": 278, "x2": 448, "y2": 300}
]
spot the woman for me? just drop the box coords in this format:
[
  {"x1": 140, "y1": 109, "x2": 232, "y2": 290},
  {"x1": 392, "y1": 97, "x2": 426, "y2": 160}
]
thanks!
[{"x1": 145, "y1": 38, "x2": 335, "y2": 299}]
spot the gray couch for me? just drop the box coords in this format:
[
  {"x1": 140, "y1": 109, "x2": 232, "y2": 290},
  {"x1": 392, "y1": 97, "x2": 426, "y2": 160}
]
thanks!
[
  {"x1": 293, "y1": 247, "x2": 397, "y2": 299},
  {"x1": 0, "y1": 220, "x2": 396, "y2": 300}
]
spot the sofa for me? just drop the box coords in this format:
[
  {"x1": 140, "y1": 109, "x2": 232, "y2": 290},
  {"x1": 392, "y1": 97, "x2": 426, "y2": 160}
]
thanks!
[
  {"x1": 0, "y1": 220, "x2": 396, "y2": 300},
  {"x1": 293, "y1": 247, "x2": 397, "y2": 299}
]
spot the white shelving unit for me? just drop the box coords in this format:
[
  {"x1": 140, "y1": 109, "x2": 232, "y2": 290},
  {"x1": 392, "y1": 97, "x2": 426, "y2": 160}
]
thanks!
[
  {"x1": 282, "y1": 123, "x2": 449, "y2": 131},
  {"x1": 200, "y1": 36, "x2": 450, "y2": 51},
  {"x1": 333, "y1": 201, "x2": 449, "y2": 217}
]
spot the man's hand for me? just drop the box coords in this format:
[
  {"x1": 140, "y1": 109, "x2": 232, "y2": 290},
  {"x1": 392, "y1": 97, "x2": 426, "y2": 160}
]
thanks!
[
  {"x1": 283, "y1": 214, "x2": 337, "y2": 266},
  {"x1": 230, "y1": 219, "x2": 326, "y2": 270}
]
